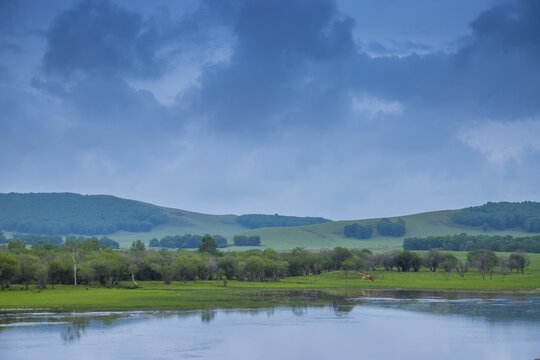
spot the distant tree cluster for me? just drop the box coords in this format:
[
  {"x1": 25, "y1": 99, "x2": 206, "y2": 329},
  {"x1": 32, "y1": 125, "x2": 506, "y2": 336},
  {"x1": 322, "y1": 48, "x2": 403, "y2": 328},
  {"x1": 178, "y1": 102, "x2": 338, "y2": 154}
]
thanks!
[
  {"x1": 0, "y1": 233, "x2": 120, "y2": 249},
  {"x1": 0, "y1": 192, "x2": 169, "y2": 235},
  {"x1": 10, "y1": 234, "x2": 63, "y2": 246},
  {"x1": 149, "y1": 234, "x2": 227, "y2": 249},
  {"x1": 236, "y1": 214, "x2": 331, "y2": 229},
  {"x1": 453, "y1": 201, "x2": 540, "y2": 232},
  {"x1": 343, "y1": 223, "x2": 373, "y2": 239},
  {"x1": 0, "y1": 231, "x2": 8, "y2": 244},
  {"x1": 402, "y1": 233, "x2": 540, "y2": 253},
  {"x1": 65, "y1": 236, "x2": 120, "y2": 249},
  {"x1": 233, "y1": 235, "x2": 261, "y2": 246},
  {"x1": 377, "y1": 218, "x2": 406, "y2": 236}
]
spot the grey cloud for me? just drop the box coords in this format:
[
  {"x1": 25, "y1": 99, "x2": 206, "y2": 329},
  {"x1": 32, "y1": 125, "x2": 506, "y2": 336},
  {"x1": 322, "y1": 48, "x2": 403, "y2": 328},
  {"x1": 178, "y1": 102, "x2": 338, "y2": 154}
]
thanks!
[
  {"x1": 184, "y1": 0, "x2": 357, "y2": 132},
  {"x1": 43, "y1": 0, "x2": 168, "y2": 79}
]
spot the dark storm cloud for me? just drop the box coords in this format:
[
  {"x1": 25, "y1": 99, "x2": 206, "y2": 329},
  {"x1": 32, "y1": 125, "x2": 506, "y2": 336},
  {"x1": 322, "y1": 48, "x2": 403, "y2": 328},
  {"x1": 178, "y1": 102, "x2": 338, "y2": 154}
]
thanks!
[
  {"x1": 2, "y1": 0, "x2": 540, "y2": 219},
  {"x1": 185, "y1": 0, "x2": 357, "y2": 131},
  {"x1": 43, "y1": 0, "x2": 168, "y2": 79}
]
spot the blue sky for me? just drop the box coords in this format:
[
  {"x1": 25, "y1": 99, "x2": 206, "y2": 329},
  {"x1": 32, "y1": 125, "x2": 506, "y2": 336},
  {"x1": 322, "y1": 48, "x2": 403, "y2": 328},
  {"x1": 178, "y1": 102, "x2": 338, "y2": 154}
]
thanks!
[{"x1": 1, "y1": 0, "x2": 539, "y2": 219}]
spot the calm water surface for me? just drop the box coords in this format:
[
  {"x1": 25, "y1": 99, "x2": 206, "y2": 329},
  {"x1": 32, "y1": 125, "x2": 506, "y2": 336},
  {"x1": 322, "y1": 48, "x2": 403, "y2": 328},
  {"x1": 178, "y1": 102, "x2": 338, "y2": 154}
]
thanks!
[{"x1": 0, "y1": 291, "x2": 539, "y2": 360}]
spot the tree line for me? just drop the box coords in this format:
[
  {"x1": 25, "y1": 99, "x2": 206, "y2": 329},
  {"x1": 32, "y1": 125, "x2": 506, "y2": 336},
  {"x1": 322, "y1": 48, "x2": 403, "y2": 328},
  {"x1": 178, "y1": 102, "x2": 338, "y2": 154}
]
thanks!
[
  {"x1": 1, "y1": 234, "x2": 120, "y2": 249},
  {"x1": 236, "y1": 214, "x2": 331, "y2": 229},
  {"x1": 149, "y1": 234, "x2": 228, "y2": 249},
  {"x1": 453, "y1": 201, "x2": 540, "y2": 232},
  {"x1": 0, "y1": 235, "x2": 529, "y2": 290},
  {"x1": 344, "y1": 218, "x2": 406, "y2": 239},
  {"x1": 403, "y1": 233, "x2": 540, "y2": 253},
  {"x1": 233, "y1": 235, "x2": 261, "y2": 246},
  {"x1": 0, "y1": 192, "x2": 168, "y2": 235}
]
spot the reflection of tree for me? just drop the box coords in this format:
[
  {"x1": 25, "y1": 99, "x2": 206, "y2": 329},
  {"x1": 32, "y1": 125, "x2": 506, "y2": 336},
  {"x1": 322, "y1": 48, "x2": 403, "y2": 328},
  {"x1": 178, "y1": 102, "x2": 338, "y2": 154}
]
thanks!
[
  {"x1": 62, "y1": 317, "x2": 90, "y2": 343},
  {"x1": 291, "y1": 306, "x2": 306, "y2": 317},
  {"x1": 332, "y1": 297, "x2": 354, "y2": 315},
  {"x1": 200, "y1": 310, "x2": 216, "y2": 323},
  {"x1": 61, "y1": 314, "x2": 125, "y2": 343}
]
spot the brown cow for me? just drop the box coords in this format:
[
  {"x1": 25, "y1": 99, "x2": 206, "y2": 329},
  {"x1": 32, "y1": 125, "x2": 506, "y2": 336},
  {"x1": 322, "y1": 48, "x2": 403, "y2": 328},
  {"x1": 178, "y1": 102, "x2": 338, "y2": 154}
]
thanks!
[{"x1": 359, "y1": 272, "x2": 374, "y2": 282}]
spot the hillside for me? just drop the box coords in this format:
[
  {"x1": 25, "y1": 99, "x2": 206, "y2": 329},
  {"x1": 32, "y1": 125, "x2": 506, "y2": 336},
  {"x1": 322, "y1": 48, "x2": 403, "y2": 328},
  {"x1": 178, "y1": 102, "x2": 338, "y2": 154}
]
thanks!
[
  {"x1": 1, "y1": 193, "x2": 539, "y2": 250},
  {"x1": 234, "y1": 210, "x2": 535, "y2": 251},
  {"x1": 0, "y1": 192, "x2": 168, "y2": 235}
]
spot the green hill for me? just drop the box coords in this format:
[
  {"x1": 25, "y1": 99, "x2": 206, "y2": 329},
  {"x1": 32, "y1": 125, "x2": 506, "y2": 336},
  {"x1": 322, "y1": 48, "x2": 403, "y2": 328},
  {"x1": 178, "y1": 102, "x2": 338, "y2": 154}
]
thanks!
[
  {"x1": 233, "y1": 210, "x2": 535, "y2": 251},
  {"x1": 0, "y1": 192, "x2": 168, "y2": 235},
  {"x1": 1, "y1": 193, "x2": 539, "y2": 250}
]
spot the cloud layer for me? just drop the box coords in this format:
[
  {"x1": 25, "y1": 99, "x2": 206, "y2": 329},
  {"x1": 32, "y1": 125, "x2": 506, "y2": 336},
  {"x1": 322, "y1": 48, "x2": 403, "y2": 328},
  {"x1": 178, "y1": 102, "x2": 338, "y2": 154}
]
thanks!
[{"x1": 0, "y1": 0, "x2": 539, "y2": 219}]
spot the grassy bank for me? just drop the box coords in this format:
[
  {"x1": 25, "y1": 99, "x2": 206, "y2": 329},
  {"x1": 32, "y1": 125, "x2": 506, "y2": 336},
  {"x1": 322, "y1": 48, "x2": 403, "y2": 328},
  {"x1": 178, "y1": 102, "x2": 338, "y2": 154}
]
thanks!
[{"x1": 1, "y1": 261, "x2": 538, "y2": 311}]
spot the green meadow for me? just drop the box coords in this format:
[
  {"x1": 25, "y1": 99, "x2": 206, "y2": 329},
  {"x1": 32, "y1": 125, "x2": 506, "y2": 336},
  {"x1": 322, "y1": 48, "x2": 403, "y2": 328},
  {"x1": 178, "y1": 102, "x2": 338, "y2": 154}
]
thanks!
[
  {"x1": 2, "y1": 252, "x2": 538, "y2": 311},
  {"x1": 90, "y1": 209, "x2": 534, "y2": 250}
]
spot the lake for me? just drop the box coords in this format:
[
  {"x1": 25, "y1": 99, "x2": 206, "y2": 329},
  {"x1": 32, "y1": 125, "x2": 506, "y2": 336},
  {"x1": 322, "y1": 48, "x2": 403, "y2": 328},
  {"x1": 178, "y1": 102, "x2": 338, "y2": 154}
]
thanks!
[{"x1": 1, "y1": 291, "x2": 539, "y2": 360}]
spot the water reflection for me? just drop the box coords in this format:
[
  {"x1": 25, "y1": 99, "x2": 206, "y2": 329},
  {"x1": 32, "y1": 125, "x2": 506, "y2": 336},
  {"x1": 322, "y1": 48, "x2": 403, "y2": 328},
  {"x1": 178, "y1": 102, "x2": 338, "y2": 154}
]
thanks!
[
  {"x1": 0, "y1": 293, "x2": 539, "y2": 360},
  {"x1": 61, "y1": 317, "x2": 89, "y2": 342},
  {"x1": 350, "y1": 290, "x2": 540, "y2": 323},
  {"x1": 200, "y1": 310, "x2": 216, "y2": 323},
  {"x1": 0, "y1": 291, "x2": 538, "y2": 343}
]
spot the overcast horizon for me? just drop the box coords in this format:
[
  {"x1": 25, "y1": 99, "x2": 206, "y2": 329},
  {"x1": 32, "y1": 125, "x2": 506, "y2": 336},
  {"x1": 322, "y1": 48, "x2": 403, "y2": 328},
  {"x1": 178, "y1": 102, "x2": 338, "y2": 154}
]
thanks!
[{"x1": 1, "y1": 0, "x2": 539, "y2": 220}]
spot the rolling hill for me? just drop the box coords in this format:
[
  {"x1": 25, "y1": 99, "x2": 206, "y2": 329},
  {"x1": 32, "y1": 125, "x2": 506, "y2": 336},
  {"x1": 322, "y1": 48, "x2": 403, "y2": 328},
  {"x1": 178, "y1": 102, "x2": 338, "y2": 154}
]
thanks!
[{"x1": 0, "y1": 193, "x2": 538, "y2": 250}]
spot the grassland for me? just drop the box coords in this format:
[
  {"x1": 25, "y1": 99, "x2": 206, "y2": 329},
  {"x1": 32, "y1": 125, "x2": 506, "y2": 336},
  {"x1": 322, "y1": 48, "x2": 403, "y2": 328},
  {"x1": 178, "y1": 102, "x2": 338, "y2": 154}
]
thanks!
[
  {"x1": 234, "y1": 210, "x2": 533, "y2": 251},
  {"x1": 1, "y1": 252, "x2": 538, "y2": 311},
  {"x1": 84, "y1": 209, "x2": 534, "y2": 250}
]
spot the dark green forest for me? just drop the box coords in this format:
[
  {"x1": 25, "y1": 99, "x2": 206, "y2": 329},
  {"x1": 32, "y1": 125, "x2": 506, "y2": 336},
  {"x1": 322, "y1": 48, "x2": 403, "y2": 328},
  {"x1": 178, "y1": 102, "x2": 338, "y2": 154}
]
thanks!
[
  {"x1": 236, "y1": 214, "x2": 331, "y2": 229},
  {"x1": 233, "y1": 235, "x2": 261, "y2": 246},
  {"x1": 453, "y1": 201, "x2": 540, "y2": 232},
  {"x1": 0, "y1": 193, "x2": 169, "y2": 235},
  {"x1": 149, "y1": 234, "x2": 227, "y2": 249},
  {"x1": 403, "y1": 233, "x2": 540, "y2": 253},
  {"x1": 343, "y1": 218, "x2": 406, "y2": 239},
  {"x1": 343, "y1": 223, "x2": 373, "y2": 239},
  {"x1": 377, "y1": 218, "x2": 406, "y2": 236},
  {"x1": 8, "y1": 234, "x2": 63, "y2": 246}
]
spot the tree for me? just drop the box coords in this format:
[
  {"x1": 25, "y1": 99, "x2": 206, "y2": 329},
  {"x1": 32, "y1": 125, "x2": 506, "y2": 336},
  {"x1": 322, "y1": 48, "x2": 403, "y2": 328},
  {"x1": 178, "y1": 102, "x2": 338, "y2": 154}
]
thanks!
[
  {"x1": 396, "y1": 251, "x2": 421, "y2": 272},
  {"x1": 456, "y1": 260, "x2": 468, "y2": 278},
  {"x1": 47, "y1": 256, "x2": 72, "y2": 288},
  {"x1": 130, "y1": 240, "x2": 146, "y2": 255},
  {"x1": 8, "y1": 239, "x2": 26, "y2": 251},
  {"x1": 198, "y1": 234, "x2": 218, "y2": 255},
  {"x1": 16, "y1": 254, "x2": 39, "y2": 290},
  {"x1": 340, "y1": 258, "x2": 357, "y2": 280},
  {"x1": 467, "y1": 249, "x2": 498, "y2": 280},
  {"x1": 509, "y1": 252, "x2": 529, "y2": 273},
  {"x1": 218, "y1": 255, "x2": 238, "y2": 280},
  {"x1": 440, "y1": 253, "x2": 458, "y2": 280},
  {"x1": 498, "y1": 256, "x2": 511, "y2": 279},
  {"x1": 330, "y1": 247, "x2": 352, "y2": 269},
  {"x1": 65, "y1": 239, "x2": 81, "y2": 286},
  {"x1": 423, "y1": 249, "x2": 445, "y2": 272},
  {"x1": 0, "y1": 252, "x2": 18, "y2": 289}
]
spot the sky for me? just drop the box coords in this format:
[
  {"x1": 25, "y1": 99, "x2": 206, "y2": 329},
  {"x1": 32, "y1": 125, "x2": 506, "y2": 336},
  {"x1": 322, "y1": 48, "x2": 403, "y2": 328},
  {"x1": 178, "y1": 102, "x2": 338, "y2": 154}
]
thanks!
[{"x1": 1, "y1": 0, "x2": 539, "y2": 220}]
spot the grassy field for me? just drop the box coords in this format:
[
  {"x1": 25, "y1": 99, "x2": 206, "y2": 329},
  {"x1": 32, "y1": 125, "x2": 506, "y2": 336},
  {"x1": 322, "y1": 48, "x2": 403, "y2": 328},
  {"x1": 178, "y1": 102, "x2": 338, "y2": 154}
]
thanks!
[
  {"x1": 1, "y1": 253, "x2": 538, "y2": 311},
  {"x1": 102, "y1": 206, "x2": 247, "y2": 248},
  {"x1": 84, "y1": 209, "x2": 534, "y2": 250},
  {"x1": 234, "y1": 210, "x2": 533, "y2": 251}
]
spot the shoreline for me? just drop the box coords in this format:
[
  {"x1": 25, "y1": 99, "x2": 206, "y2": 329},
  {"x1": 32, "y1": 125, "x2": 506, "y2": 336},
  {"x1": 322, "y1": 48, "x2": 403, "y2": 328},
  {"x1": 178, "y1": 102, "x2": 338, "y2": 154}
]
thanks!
[{"x1": 1, "y1": 277, "x2": 539, "y2": 312}]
